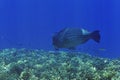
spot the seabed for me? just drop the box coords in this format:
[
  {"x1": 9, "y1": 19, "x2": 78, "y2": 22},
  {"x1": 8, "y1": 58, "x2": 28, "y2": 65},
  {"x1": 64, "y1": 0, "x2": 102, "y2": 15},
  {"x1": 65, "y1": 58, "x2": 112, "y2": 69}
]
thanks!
[{"x1": 0, "y1": 48, "x2": 120, "y2": 80}]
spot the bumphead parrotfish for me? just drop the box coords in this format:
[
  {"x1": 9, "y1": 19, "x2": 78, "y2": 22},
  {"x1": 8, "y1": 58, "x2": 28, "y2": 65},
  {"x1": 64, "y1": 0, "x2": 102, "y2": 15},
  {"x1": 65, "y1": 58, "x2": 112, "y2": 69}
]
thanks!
[{"x1": 52, "y1": 28, "x2": 100, "y2": 50}]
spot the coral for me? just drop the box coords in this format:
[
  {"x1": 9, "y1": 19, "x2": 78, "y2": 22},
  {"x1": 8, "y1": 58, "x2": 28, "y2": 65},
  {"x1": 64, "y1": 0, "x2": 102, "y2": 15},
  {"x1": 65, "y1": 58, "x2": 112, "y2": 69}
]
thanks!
[
  {"x1": 20, "y1": 69, "x2": 31, "y2": 80},
  {"x1": 0, "y1": 48, "x2": 120, "y2": 80}
]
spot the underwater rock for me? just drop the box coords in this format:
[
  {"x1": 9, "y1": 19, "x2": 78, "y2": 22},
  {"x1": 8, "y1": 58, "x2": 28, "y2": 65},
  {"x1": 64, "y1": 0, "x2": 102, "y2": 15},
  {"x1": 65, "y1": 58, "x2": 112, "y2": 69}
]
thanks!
[{"x1": 0, "y1": 48, "x2": 120, "y2": 80}]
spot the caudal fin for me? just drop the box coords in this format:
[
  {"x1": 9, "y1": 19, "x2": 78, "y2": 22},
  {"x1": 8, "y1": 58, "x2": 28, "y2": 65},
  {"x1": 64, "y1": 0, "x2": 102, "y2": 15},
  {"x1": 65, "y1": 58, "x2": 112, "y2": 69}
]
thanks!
[{"x1": 90, "y1": 30, "x2": 100, "y2": 43}]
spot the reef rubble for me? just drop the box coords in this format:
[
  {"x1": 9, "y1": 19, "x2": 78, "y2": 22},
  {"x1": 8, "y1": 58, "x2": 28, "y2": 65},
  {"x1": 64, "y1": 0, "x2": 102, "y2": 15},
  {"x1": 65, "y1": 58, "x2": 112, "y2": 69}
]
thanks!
[{"x1": 0, "y1": 48, "x2": 120, "y2": 80}]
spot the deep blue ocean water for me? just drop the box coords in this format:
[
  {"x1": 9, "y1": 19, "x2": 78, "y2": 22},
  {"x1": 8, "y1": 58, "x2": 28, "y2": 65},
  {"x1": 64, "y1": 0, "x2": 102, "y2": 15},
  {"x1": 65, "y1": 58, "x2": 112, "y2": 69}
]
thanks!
[{"x1": 0, "y1": 0, "x2": 120, "y2": 58}]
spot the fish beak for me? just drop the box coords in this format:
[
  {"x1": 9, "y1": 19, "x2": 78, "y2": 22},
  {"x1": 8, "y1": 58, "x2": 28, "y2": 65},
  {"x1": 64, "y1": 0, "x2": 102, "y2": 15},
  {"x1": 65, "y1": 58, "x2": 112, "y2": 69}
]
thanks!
[{"x1": 54, "y1": 46, "x2": 59, "y2": 50}]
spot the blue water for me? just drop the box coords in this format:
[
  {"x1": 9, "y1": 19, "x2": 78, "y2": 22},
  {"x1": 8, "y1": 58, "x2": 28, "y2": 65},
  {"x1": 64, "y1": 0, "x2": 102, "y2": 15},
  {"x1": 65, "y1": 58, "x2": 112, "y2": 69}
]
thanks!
[{"x1": 0, "y1": 0, "x2": 120, "y2": 58}]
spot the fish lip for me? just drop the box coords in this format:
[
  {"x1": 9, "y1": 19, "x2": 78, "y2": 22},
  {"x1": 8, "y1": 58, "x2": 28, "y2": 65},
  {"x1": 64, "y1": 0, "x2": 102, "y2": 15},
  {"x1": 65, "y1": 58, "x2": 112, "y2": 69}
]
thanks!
[{"x1": 53, "y1": 45, "x2": 59, "y2": 50}]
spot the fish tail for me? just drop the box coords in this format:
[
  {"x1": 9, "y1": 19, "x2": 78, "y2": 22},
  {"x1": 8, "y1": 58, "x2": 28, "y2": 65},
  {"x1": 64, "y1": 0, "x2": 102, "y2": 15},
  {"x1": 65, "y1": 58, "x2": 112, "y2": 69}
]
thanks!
[{"x1": 90, "y1": 30, "x2": 100, "y2": 43}]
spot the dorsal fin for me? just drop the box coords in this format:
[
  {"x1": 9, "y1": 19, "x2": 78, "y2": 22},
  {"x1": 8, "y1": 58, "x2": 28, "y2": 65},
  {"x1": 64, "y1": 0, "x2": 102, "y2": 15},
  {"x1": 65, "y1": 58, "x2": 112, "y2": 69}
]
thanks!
[{"x1": 81, "y1": 28, "x2": 90, "y2": 35}]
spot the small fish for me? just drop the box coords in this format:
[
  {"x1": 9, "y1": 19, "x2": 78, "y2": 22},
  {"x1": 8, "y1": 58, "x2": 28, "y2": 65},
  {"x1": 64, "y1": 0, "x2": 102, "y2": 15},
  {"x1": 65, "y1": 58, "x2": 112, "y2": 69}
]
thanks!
[
  {"x1": 52, "y1": 28, "x2": 100, "y2": 50},
  {"x1": 99, "y1": 48, "x2": 106, "y2": 51}
]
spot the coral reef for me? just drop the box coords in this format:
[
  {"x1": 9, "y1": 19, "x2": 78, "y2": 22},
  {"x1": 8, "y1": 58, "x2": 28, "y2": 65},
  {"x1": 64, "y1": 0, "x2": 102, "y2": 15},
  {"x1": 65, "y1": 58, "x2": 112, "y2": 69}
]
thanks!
[{"x1": 0, "y1": 48, "x2": 120, "y2": 80}]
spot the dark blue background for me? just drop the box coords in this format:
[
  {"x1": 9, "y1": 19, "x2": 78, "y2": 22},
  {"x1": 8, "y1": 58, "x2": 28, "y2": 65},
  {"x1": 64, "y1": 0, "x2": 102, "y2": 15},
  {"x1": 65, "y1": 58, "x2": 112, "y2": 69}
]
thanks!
[{"x1": 0, "y1": 0, "x2": 120, "y2": 58}]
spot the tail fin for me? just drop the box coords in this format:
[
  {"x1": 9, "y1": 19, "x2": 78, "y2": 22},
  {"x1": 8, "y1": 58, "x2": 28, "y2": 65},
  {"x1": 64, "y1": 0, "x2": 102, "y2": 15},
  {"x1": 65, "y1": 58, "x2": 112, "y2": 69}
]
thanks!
[{"x1": 90, "y1": 30, "x2": 100, "y2": 43}]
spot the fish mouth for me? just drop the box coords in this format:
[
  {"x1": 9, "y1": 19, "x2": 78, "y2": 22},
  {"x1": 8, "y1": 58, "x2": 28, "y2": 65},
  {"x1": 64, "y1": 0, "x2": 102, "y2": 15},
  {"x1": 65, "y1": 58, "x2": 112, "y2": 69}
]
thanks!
[{"x1": 53, "y1": 45, "x2": 59, "y2": 50}]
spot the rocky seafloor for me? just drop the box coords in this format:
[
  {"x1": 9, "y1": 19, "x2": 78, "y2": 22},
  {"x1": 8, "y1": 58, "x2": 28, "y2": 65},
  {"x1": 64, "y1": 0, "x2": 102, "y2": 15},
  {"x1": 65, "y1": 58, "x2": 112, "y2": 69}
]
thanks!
[{"x1": 0, "y1": 48, "x2": 120, "y2": 80}]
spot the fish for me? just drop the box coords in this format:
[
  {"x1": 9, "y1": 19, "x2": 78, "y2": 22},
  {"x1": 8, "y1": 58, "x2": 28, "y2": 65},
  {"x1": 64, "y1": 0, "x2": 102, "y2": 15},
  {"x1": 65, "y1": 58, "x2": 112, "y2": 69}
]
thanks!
[
  {"x1": 99, "y1": 48, "x2": 106, "y2": 51},
  {"x1": 52, "y1": 27, "x2": 100, "y2": 50}
]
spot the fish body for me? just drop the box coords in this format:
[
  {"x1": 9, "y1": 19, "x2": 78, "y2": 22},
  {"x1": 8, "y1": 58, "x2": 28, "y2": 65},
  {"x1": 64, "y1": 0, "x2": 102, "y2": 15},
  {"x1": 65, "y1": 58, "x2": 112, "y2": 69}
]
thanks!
[{"x1": 52, "y1": 28, "x2": 100, "y2": 50}]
